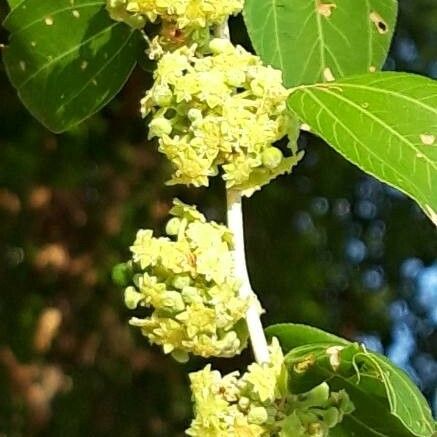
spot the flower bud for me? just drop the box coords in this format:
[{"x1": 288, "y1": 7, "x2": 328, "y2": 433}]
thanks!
[
  {"x1": 148, "y1": 117, "x2": 172, "y2": 138},
  {"x1": 324, "y1": 407, "x2": 340, "y2": 428},
  {"x1": 112, "y1": 262, "x2": 132, "y2": 287},
  {"x1": 181, "y1": 286, "x2": 202, "y2": 304},
  {"x1": 124, "y1": 286, "x2": 143, "y2": 309},
  {"x1": 238, "y1": 396, "x2": 250, "y2": 411},
  {"x1": 220, "y1": 331, "x2": 240, "y2": 353},
  {"x1": 125, "y1": 14, "x2": 146, "y2": 29},
  {"x1": 308, "y1": 422, "x2": 324, "y2": 436},
  {"x1": 225, "y1": 69, "x2": 246, "y2": 87},
  {"x1": 153, "y1": 85, "x2": 173, "y2": 106},
  {"x1": 209, "y1": 38, "x2": 233, "y2": 54},
  {"x1": 172, "y1": 275, "x2": 191, "y2": 290},
  {"x1": 187, "y1": 108, "x2": 202, "y2": 122},
  {"x1": 248, "y1": 406, "x2": 268, "y2": 425},
  {"x1": 132, "y1": 273, "x2": 143, "y2": 288},
  {"x1": 161, "y1": 291, "x2": 185, "y2": 313},
  {"x1": 165, "y1": 217, "x2": 181, "y2": 236},
  {"x1": 171, "y1": 349, "x2": 189, "y2": 363},
  {"x1": 262, "y1": 147, "x2": 283, "y2": 169}
]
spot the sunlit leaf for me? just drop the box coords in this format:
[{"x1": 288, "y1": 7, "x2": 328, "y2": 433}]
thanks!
[
  {"x1": 288, "y1": 72, "x2": 437, "y2": 226},
  {"x1": 285, "y1": 342, "x2": 436, "y2": 436},
  {"x1": 243, "y1": 0, "x2": 397, "y2": 86},
  {"x1": 6, "y1": 0, "x2": 24, "y2": 9},
  {"x1": 266, "y1": 323, "x2": 349, "y2": 353},
  {"x1": 359, "y1": 352, "x2": 437, "y2": 436},
  {"x1": 3, "y1": 0, "x2": 142, "y2": 132}
]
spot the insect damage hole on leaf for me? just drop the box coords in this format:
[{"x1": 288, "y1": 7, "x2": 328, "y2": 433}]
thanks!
[
  {"x1": 323, "y1": 67, "x2": 335, "y2": 82},
  {"x1": 326, "y1": 345, "x2": 343, "y2": 371},
  {"x1": 369, "y1": 11, "x2": 388, "y2": 34},
  {"x1": 316, "y1": 1, "x2": 337, "y2": 18},
  {"x1": 420, "y1": 134, "x2": 435, "y2": 146}
]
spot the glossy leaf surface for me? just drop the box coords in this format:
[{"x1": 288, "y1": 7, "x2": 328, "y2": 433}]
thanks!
[
  {"x1": 285, "y1": 342, "x2": 436, "y2": 436},
  {"x1": 288, "y1": 72, "x2": 437, "y2": 225},
  {"x1": 244, "y1": 0, "x2": 397, "y2": 86},
  {"x1": 3, "y1": 0, "x2": 142, "y2": 132}
]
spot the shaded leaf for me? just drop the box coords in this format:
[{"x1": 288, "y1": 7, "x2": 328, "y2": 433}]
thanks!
[
  {"x1": 285, "y1": 342, "x2": 436, "y2": 436},
  {"x1": 330, "y1": 382, "x2": 419, "y2": 436},
  {"x1": 285, "y1": 342, "x2": 358, "y2": 393},
  {"x1": 266, "y1": 323, "x2": 349, "y2": 353},
  {"x1": 243, "y1": 0, "x2": 397, "y2": 87},
  {"x1": 6, "y1": 0, "x2": 24, "y2": 9},
  {"x1": 288, "y1": 72, "x2": 437, "y2": 225},
  {"x1": 3, "y1": 0, "x2": 142, "y2": 132},
  {"x1": 359, "y1": 352, "x2": 437, "y2": 436}
]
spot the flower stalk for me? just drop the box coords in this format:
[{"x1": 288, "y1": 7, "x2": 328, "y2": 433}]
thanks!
[
  {"x1": 214, "y1": 20, "x2": 230, "y2": 39},
  {"x1": 215, "y1": 21, "x2": 269, "y2": 364},
  {"x1": 227, "y1": 190, "x2": 270, "y2": 364},
  {"x1": 217, "y1": 19, "x2": 270, "y2": 364}
]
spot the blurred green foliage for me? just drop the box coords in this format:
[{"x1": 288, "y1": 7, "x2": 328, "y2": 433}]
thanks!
[{"x1": 0, "y1": 0, "x2": 436, "y2": 435}]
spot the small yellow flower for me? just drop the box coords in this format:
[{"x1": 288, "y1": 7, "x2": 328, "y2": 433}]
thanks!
[
  {"x1": 242, "y1": 338, "x2": 286, "y2": 403},
  {"x1": 187, "y1": 340, "x2": 285, "y2": 437},
  {"x1": 122, "y1": 199, "x2": 255, "y2": 359},
  {"x1": 130, "y1": 229, "x2": 160, "y2": 269},
  {"x1": 142, "y1": 40, "x2": 304, "y2": 196},
  {"x1": 106, "y1": 0, "x2": 244, "y2": 34},
  {"x1": 186, "y1": 338, "x2": 355, "y2": 436}
]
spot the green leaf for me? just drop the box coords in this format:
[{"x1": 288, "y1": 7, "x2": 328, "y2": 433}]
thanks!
[
  {"x1": 6, "y1": 0, "x2": 24, "y2": 10},
  {"x1": 243, "y1": 0, "x2": 398, "y2": 87},
  {"x1": 285, "y1": 343, "x2": 436, "y2": 436},
  {"x1": 358, "y1": 353, "x2": 436, "y2": 436},
  {"x1": 330, "y1": 383, "x2": 420, "y2": 437},
  {"x1": 3, "y1": 0, "x2": 142, "y2": 132},
  {"x1": 266, "y1": 323, "x2": 349, "y2": 353},
  {"x1": 288, "y1": 72, "x2": 437, "y2": 226},
  {"x1": 285, "y1": 343, "x2": 358, "y2": 393}
]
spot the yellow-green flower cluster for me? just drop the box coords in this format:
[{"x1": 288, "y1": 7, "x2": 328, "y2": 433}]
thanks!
[
  {"x1": 142, "y1": 39, "x2": 303, "y2": 196},
  {"x1": 106, "y1": 0, "x2": 243, "y2": 30},
  {"x1": 187, "y1": 338, "x2": 287, "y2": 436},
  {"x1": 187, "y1": 339, "x2": 354, "y2": 436},
  {"x1": 124, "y1": 199, "x2": 253, "y2": 361}
]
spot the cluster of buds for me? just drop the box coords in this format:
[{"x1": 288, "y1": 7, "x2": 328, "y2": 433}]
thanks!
[
  {"x1": 106, "y1": 0, "x2": 244, "y2": 55},
  {"x1": 120, "y1": 200, "x2": 258, "y2": 362},
  {"x1": 106, "y1": 0, "x2": 243, "y2": 29},
  {"x1": 281, "y1": 384, "x2": 355, "y2": 436},
  {"x1": 142, "y1": 39, "x2": 303, "y2": 196},
  {"x1": 187, "y1": 339, "x2": 354, "y2": 436}
]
